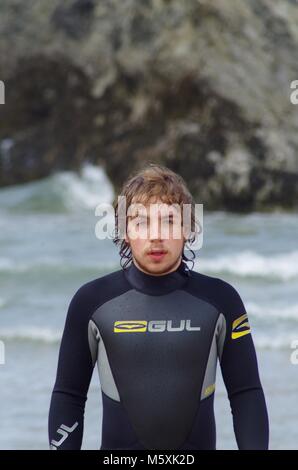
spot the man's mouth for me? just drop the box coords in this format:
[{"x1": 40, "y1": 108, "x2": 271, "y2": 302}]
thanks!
[{"x1": 147, "y1": 250, "x2": 167, "y2": 261}]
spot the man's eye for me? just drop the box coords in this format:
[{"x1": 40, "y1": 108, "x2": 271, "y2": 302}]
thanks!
[{"x1": 134, "y1": 219, "x2": 175, "y2": 226}]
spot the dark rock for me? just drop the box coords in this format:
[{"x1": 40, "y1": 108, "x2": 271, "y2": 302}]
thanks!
[{"x1": 1, "y1": 0, "x2": 298, "y2": 211}]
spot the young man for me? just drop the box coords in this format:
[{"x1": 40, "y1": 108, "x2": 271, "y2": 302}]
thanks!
[{"x1": 48, "y1": 164, "x2": 269, "y2": 450}]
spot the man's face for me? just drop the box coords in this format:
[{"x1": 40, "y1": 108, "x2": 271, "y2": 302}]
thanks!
[{"x1": 124, "y1": 199, "x2": 187, "y2": 275}]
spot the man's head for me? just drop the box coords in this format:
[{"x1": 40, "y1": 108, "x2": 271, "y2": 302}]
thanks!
[{"x1": 113, "y1": 163, "x2": 198, "y2": 275}]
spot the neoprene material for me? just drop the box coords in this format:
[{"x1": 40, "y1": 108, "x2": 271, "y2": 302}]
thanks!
[{"x1": 48, "y1": 259, "x2": 269, "y2": 450}]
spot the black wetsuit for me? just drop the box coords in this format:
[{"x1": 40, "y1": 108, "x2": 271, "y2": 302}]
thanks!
[{"x1": 48, "y1": 260, "x2": 269, "y2": 450}]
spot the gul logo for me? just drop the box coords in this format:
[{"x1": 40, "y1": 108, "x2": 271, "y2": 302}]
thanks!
[
  {"x1": 114, "y1": 321, "x2": 147, "y2": 332},
  {"x1": 114, "y1": 320, "x2": 201, "y2": 333},
  {"x1": 231, "y1": 314, "x2": 251, "y2": 340},
  {"x1": 50, "y1": 422, "x2": 78, "y2": 449}
]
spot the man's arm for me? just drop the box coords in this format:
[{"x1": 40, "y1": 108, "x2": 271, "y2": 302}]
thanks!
[
  {"x1": 48, "y1": 285, "x2": 98, "y2": 450},
  {"x1": 216, "y1": 279, "x2": 269, "y2": 449}
]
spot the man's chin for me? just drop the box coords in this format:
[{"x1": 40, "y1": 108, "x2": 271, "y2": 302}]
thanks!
[{"x1": 134, "y1": 254, "x2": 182, "y2": 276}]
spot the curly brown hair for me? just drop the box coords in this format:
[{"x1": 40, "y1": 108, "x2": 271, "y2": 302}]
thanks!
[{"x1": 112, "y1": 163, "x2": 201, "y2": 270}]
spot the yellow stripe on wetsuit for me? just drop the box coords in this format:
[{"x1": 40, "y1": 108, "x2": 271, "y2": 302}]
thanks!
[{"x1": 232, "y1": 313, "x2": 251, "y2": 339}]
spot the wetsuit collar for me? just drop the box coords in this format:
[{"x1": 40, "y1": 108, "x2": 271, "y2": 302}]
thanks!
[{"x1": 123, "y1": 258, "x2": 190, "y2": 296}]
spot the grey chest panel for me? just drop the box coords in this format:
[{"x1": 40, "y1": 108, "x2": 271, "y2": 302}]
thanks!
[{"x1": 92, "y1": 288, "x2": 219, "y2": 450}]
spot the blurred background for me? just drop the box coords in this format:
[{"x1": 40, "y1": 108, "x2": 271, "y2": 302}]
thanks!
[{"x1": 0, "y1": 0, "x2": 298, "y2": 449}]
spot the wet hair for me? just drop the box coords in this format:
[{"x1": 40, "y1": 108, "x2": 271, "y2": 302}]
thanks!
[{"x1": 112, "y1": 162, "x2": 200, "y2": 270}]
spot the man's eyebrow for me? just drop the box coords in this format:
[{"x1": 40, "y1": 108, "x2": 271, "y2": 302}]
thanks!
[{"x1": 128, "y1": 213, "x2": 148, "y2": 220}]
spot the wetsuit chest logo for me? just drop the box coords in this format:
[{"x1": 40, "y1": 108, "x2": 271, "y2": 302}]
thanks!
[{"x1": 114, "y1": 320, "x2": 201, "y2": 333}]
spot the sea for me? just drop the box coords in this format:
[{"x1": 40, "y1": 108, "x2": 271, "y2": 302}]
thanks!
[{"x1": 0, "y1": 163, "x2": 297, "y2": 449}]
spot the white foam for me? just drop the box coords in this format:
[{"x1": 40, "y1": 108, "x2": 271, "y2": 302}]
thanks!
[
  {"x1": 196, "y1": 250, "x2": 298, "y2": 280},
  {"x1": 247, "y1": 302, "x2": 298, "y2": 321},
  {"x1": 0, "y1": 257, "x2": 28, "y2": 272},
  {"x1": 0, "y1": 327, "x2": 61, "y2": 344},
  {"x1": 0, "y1": 163, "x2": 114, "y2": 212},
  {"x1": 0, "y1": 256, "x2": 117, "y2": 273},
  {"x1": 55, "y1": 163, "x2": 114, "y2": 210},
  {"x1": 254, "y1": 333, "x2": 298, "y2": 350}
]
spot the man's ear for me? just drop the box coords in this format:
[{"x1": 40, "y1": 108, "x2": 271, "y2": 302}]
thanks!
[{"x1": 183, "y1": 236, "x2": 190, "y2": 250}]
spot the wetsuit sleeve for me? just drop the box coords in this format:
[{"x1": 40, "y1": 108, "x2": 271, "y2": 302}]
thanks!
[
  {"x1": 48, "y1": 286, "x2": 98, "y2": 449},
  {"x1": 217, "y1": 280, "x2": 269, "y2": 449}
]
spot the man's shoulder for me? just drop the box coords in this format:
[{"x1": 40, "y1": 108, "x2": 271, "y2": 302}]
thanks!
[
  {"x1": 80, "y1": 267, "x2": 125, "y2": 292},
  {"x1": 187, "y1": 269, "x2": 244, "y2": 314},
  {"x1": 189, "y1": 269, "x2": 237, "y2": 293},
  {"x1": 67, "y1": 267, "x2": 130, "y2": 320}
]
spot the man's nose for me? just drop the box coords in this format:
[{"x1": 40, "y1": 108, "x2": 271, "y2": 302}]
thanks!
[{"x1": 149, "y1": 220, "x2": 164, "y2": 240}]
